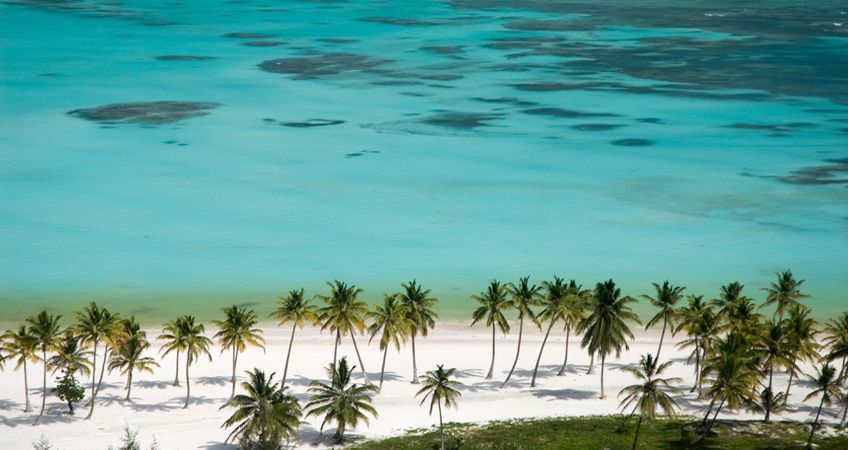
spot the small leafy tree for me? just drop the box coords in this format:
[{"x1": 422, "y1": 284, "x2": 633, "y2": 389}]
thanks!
[
  {"x1": 31, "y1": 434, "x2": 53, "y2": 450},
  {"x1": 52, "y1": 370, "x2": 85, "y2": 415},
  {"x1": 108, "y1": 426, "x2": 160, "y2": 450}
]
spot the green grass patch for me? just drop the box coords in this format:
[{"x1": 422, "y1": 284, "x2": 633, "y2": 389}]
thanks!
[{"x1": 346, "y1": 415, "x2": 848, "y2": 449}]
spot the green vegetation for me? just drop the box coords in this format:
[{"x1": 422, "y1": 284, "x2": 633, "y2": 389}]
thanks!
[{"x1": 347, "y1": 415, "x2": 848, "y2": 450}]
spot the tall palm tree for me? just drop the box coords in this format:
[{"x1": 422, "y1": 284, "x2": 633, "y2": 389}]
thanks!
[
  {"x1": 558, "y1": 280, "x2": 590, "y2": 376},
  {"x1": 179, "y1": 315, "x2": 213, "y2": 408},
  {"x1": 761, "y1": 269, "x2": 808, "y2": 321},
  {"x1": 220, "y1": 369, "x2": 302, "y2": 448},
  {"x1": 580, "y1": 279, "x2": 640, "y2": 399},
  {"x1": 674, "y1": 295, "x2": 715, "y2": 393},
  {"x1": 367, "y1": 294, "x2": 409, "y2": 389},
  {"x1": 158, "y1": 318, "x2": 186, "y2": 386},
  {"x1": 641, "y1": 281, "x2": 685, "y2": 365},
  {"x1": 305, "y1": 357, "x2": 378, "y2": 443},
  {"x1": 502, "y1": 276, "x2": 541, "y2": 387},
  {"x1": 471, "y1": 280, "x2": 511, "y2": 380},
  {"x1": 316, "y1": 280, "x2": 371, "y2": 384},
  {"x1": 270, "y1": 289, "x2": 318, "y2": 387},
  {"x1": 213, "y1": 305, "x2": 265, "y2": 398},
  {"x1": 823, "y1": 312, "x2": 848, "y2": 380},
  {"x1": 530, "y1": 277, "x2": 582, "y2": 386},
  {"x1": 1, "y1": 325, "x2": 39, "y2": 412},
  {"x1": 399, "y1": 280, "x2": 438, "y2": 384},
  {"x1": 618, "y1": 354, "x2": 681, "y2": 450},
  {"x1": 756, "y1": 320, "x2": 792, "y2": 422},
  {"x1": 782, "y1": 305, "x2": 819, "y2": 404},
  {"x1": 804, "y1": 364, "x2": 841, "y2": 448},
  {"x1": 699, "y1": 332, "x2": 760, "y2": 438},
  {"x1": 108, "y1": 318, "x2": 159, "y2": 401},
  {"x1": 26, "y1": 310, "x2": 63, "y2": 425},
  {"x1": 75, "y1": 302, "x2": 122, "y2": 420},
  {"x1": 416, "y1": 365, "x2": 462, "y2": 450}
]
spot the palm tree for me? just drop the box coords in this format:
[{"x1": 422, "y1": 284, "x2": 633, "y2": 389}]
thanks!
[
  {"x1": 158, "y1": 318, "x2": 186, "y2": 386},
  {"x1": 699, "y1": 332, "x2": 760, "y2": 438},
  {"x1": 782, "y1": 305, "x2": 819, "y2": 404},
  {"x1": 804, "y1": 364, "x2": 841, "y2": 448},
  {"x1": 220, "y1": 369, "x2": 302, "y2": 449},
  {"x1": 530, "y1": 277, "x2": 582, "y2": 387},
  {"x1": 75, "y1": 301, "x2": 122, "y2": 420},
  {"x1": 1, "y1": 325, "x2": 39, "y2": 412},
  {"x1": 558, "y1": 280, "x2": 590, "y2": 376},
  {"x1": 179, "y1": 315, "x2": 213, "y2": 408},
  {"x1": 618, "y1": 354, "x2": 681, "y2": 450},
  {"x1": 674, "y1": 295, "x2": 715, "y2": 393},
  {"x1": 641, "y1": 281, "x2": 685, "y2": 365},
  {"x1": 761, "y1": 269, "x2": 808, "y2": 321},
  {"x1": 270, "y1": 289, "x2": 318, "y2": 387},
  {"x1": 399, "y1": 280, "x2": 438, "y2": 384},
  {"x1": 823, "y1": 312, "x2": 848, "y2": 380},
  {"x1": 416, "y1": 365, "x2": 462, "y2": 450},
  {"x1": 580, "y1": 279, "x2": 640, "y2": 399},
  {"x1": 26, "y1": 310, "x2": 63, "y2": 425},
  {"x1": 367, "y1": 294, "x2": 409, "y2": 389},
  {"x1": 305, "y1": 357, "x2": 378, "y2": 443},
  {"x1": 502, "y1": 276, "x2": 541, "y2": 387},
  {"x1": 47, "y1": 332, "x2": 92, "y2": 415},
  {"x1": 213, "y1": 305, "x2": 266, "y2": 399},
  {"x1": 316, "y1": 280, "x2": 371, "y2": 384},
  {"x1": 756, "y1": 320, "x2": 792, "y2": 422},
  {"x1": 108, "y1": 318, "x2": 159, "y2": 401},
  {"x1": 471, "y1": 280, "x2": 511, "y2": 380}
]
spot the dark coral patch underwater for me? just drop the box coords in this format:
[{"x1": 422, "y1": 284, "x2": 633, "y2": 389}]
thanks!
[{"x1": 68, "y1": 101, "x2": 220, "y2": 125}]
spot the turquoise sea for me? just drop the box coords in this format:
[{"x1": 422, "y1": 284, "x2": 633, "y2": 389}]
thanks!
[{"x1": 1, "y1": 0, "x2": 846, "y2": 324}]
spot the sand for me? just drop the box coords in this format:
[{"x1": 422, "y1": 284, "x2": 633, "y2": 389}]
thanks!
[{"x1": 0, "y1": 322, "x2": 842, "y2": 449}]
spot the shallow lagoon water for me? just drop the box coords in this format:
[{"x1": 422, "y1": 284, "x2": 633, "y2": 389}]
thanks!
[{"x1": 0, "y1": 0, "x2": 846, "y2": 324}]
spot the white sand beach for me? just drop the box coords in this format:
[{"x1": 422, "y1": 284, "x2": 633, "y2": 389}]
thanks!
[{"x1": 0, "y1": 322, "x2": 839, "y2": 449}]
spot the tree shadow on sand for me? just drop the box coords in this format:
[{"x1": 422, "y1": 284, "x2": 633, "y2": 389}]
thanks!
[
  {"x1": 134, "y1": 380, "x2": 175, "y2": 390},
  {"x1": 529, "y1": 388, "x2": 597, "y2": 401},
  {"x1": 0, "y1": 398, "x2": 22, "y2": 411},
  {"x1": 194, "y1": 375, "x2": 232, "y2": 387}
]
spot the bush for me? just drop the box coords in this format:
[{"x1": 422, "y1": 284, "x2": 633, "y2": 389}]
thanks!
[
  {"x1": 31, "y1": 434, "x2": 53, "y2": 450},
  {"x1": 108, "y1": 426, "x2": 159, "y2": 450},
  {"x1": 52, "y1": 370, "x2": 85, "y2": 415}
]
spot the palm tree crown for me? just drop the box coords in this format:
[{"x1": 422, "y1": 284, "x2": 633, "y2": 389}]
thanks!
[
  {"x1": 367, "y1": 294, "x2": 410, "y2": 388},
  {"x1": 1, "y1": 325, "x2": 39, "y2": 412},
  {"x1": 416, "y1": 365, "x2": 462, "y2": 450},
  {"x1": 108, "y1": 317, "x2": 159, "y2": 401},
  {"x1": 618, "y1": 353, "x2": 681, "y2": 450},
  {"x1": 271, "y1": 289, "x2": 318, "y2": 387},
  {"x1": 221, "y1": 368, "x2": 302, "y2": 448},
  {"x1": 471, "y1": 280, "x2": 511, "y2": 379},
  {"x1": 399, "y1": 280, "x2": 438, "y2": 383},
  {"x1": 305, "y1": 357, "x2": 378, "y2": 443},
  {"x1": 27, "y1": 310, "x2": 63, "y2": 425},
  {"x1": 642, "y1": 281, "x2": 685, "y2": 364},
  {"x1": 213, "y1": 305, "x2": 265, "y2": 398},
  {"x1": 762, "y1": 269, "x2": 808, "y2": 320}
]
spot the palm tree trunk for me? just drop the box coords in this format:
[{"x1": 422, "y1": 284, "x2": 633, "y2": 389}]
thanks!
[
  {"x1": 703, "y1": 398, "x2": 726, "y2": 436},
  {"x1": 531, "y1": 319, "x2": 555, "y2": 387},
  {"x1": 587, "y1": 352, "x2": 595, "y2": 374},
  {"x1": 438, "y1": 399, "x2": 445, "y2": 450},
  {"x1": 784, "y1": 359, "x2": 796, "y2": 405},
  {"x1": 173, "y1": 349, "x2": 180, "y2": 386},
  {"x1": 410, "y1": 331, "x2": 419, "y2": 384},
  {"x1": 765, "y1": 366, "x2": 774, "y2": 422},
  {"x1": 282, "y1": 324, "x2": 296, "y2": 387},
  {"x1": 230, "y1": 345, "x2": 238, "y2": 399},
  {"x1": 334, "y1": 420, "x2": 345, "y2": 443},
  {"x1": 183, "y1": 359, "x2": 191, "y2": 409},
  {"x1": 655, "y1": 318, "x2": 667, "y2": 364},
  {"x1": 599, "y1": 353, "x2": 606, "y2": 399},
  {"x1": 485, "y1": 323, "x2": 496, "y2": 379},
  {"x1": 85, "y1": 345, "x2": 109, "y2": 419},
  {"x1": 701, "y1": 397, "x2": 716, "y2": 425},
  {"x1": 557, "y1": 326, "x2": 570, "y2": 376},
  {"x1": 631, "y1": 414, "x2": 643, "y2": 450},
  {"x1": 349, "y1": 331, "x2": 370, "y2": 385},
  {"x1": 125, "y1": 370, "x2": 133, "y2": 402},
  {"x1": 33, "y1": 347, "x2": 47, "y2": 426},
  {"x1": 88, "y1": 339, "x2": 98, "y2": 406},
  {"x1": 23, "y1": 359, "x2": 32, "y2": 412},
  {"x1": 333, "y1": 330, "x2": 340, "y2": 366},
  {"x1": 379, "y1": 346, "x2": 388, "y2": 389},
  {"x1": 807, "y1": 396, "x2": 825, "y2": 448},
  {"x1": 502, "y1": 316, "x2": 524, "y2": 387},
  {"x1": 691, "y1": 337, "x2": 700, "y2": 393},
  {"x1": 840, "y1": 399, "x2": 847, "y2": 426}
]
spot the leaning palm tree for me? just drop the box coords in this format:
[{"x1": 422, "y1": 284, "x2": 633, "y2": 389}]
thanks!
[
  {"x1": 804, "y1": 364, "x2": 841, "y2": 448},
  {"x1": 108, "y1": 318, "x2": 159, "y2": 401},
  {"x1": 158, "y1": 318, "x2": 187, "y2": 386},
  {"x1": 823, "y1": 312, "x2": 848, "y2": 380},
  {"x1": 558, "y1": 280, "x2": 590, "y2": 376},
  {"x1": 213, "y1": 305, "x2": 265, "y2": 398},
  {"x1": 756, "y1": 320, "x2": 792, "y2": 422},
  {"x1": 1, "y1": 325, "x2": 39, "y2": 412},
  {"x1": 399, "y1": 280, "x2": 438, "y2": 384},
  {"x1": 530, "y1": 277, "x2": 582, "y2": 387},
  {"x1": 220, "y1": 368, "x2": 302, "y2": 449},
  {"x1": 699, "y1": 332, "x2": 761, "y2": 438},
  {"x1": 502, "y1": 276, "x2": 542, "y2": 387},
  {"x1": 641, "y1": 281, "x2": 685, "y2": 365},
  {"x1": 471, "y1": 280, "x2": 511, "y2": 380},
  {"x1": 618, "y1": 353, "x2": 681, "y2": 450},
  {"x1": 26, "y1": 310, "x2": 63, "y2": 425},
  {"x1": 270, "y1": 289, "x2": 318, "y2": 387},
  {"x1": 782, "y1": 305, "x2": 819, "y2": 404},
  {"x1": 305, "y1": 357, "x2": 378, "y2": 443},
  {"x1": 316, "y1": 280, "x2": 371, "y2": 384},
  {"x1": 367, "y1": 294, "x2": 410, "y2": 389},
  {"x1": 75, "y1": 301, "x2": 122, "y2": 420},
  {"x1": 179, "y1": 315, "x2": 213, "y2": 408},
  {"x1": 580, "y1": 279, "x2": 640, "y2": 398},
  {"x1": 761, "y1": 269, "x2": 808, "y2": 321},
  {"x1": 416, "y1": 365, "x2": 462, "y2": 450}
]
